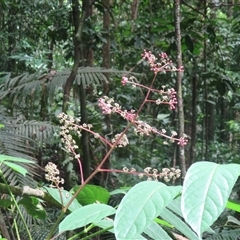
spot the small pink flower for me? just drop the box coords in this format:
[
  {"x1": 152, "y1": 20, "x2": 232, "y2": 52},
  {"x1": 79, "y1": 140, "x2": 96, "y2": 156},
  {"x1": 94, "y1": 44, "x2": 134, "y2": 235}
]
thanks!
[
  {"x1": 178, "y1": 137, "x2": 188, "y2": 146},
  {"x1": 98, "y1": 98, "x2": 112, "y2": 114},
  {"x1": 121, "y1": 77, "x2": 128, "y2": 86}
]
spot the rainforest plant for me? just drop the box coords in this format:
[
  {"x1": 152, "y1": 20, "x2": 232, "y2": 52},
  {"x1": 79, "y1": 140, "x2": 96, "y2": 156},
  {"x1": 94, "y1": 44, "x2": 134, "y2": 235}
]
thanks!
[
  {"x1": 42, "y1": 51, "x2": 240, "y2": 240},
  {"x1": 1, "y1": 51, "x2": 240, "y2": 240}
]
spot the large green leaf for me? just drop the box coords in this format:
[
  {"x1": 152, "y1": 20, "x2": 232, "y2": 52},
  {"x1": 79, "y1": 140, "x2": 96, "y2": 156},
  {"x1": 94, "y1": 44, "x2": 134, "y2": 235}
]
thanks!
[
  {"x1": 114, "y1": 181, "x2": 181, "y2": 240},
  {"x1": 45, "y1": 187, "x2": 82, "y2": 212},
  {"x1": 181, "y1": 162, "x2": 240, "y2": 238},
  {"x1": 59, "y1": 203, "x2": 116, "y2": 232},
  {"x1": 71, "y1": 184, "x2": 110, "y2": 205}
]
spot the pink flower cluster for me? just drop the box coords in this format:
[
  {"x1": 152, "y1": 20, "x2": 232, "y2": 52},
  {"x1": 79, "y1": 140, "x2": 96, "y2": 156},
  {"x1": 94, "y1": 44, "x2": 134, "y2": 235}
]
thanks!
[
  {"x1": 98, "y1": 51, "x2": 188, "y2": 147},
  {"x1": 98, "y1": 96, "x2": 188, "y2": 146},
  {"x1": 142, "y1": 49, "x2": 184, "y2": 74}
]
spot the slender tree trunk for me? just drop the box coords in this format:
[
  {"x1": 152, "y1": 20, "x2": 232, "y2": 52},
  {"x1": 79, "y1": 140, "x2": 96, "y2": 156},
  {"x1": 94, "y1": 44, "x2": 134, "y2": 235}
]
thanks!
[
  {"x1": 62, "y1": 0, "x2": 86, "y2": 112},
  {"x1": 62, "y1": 0, "x2": 86, "y2": 188},
  {"x1": 79, "y1": 0, "x2": 94, "y2": 180},
  {"x1": 174, "y1": 0, "x2": 186, "y2": 177},
  {"x1": 189, "y1": 71, "x2": 198, "y2": 166},
  {"x1": 131, "y1": 0, "x2": 139, "y2": 32},
  {"x1": 100, "y1": 0, "x2": 111, "y2": 185}
]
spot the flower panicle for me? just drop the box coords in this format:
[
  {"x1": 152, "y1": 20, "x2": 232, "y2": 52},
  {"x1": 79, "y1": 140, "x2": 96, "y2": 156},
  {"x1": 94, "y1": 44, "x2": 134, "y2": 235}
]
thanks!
[
  {"x1": 122, "y1": 166, "x2": 181, "y2": 182},
  {"x1": 45, "y1": 162, "x2": 64, "y2": 189}
]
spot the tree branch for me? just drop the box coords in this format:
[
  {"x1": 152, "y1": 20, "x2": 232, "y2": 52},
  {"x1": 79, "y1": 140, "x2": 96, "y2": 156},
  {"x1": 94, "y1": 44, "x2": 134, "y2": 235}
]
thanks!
[{"x1": 0, "y1": 183, "x2": 62, "y2": 209}]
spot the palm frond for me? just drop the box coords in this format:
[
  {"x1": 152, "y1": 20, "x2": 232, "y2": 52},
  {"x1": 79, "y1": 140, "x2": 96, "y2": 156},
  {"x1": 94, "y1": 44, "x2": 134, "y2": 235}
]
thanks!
[
  {"x1": 0, "y1": 67, "x2": 140, "y2": 106},
  {"x1": 0, "y1": 130, "x2": 38, "y2": 187},
  {"x1": 205, "y1": 228, "x2": 240, "y2": 240},
  {"x1": 10, "y1": 120, "x2": 56, "y2": 145},
  {"x1": 0, "y1": 109, "x2": 56, "y2": 186}
]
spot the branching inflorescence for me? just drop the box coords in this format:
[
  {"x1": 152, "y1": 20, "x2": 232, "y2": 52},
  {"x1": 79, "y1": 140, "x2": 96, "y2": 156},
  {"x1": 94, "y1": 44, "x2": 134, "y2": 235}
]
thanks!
[{"x1": 46, "y1": 50, "x2": 187, "y2": 186}]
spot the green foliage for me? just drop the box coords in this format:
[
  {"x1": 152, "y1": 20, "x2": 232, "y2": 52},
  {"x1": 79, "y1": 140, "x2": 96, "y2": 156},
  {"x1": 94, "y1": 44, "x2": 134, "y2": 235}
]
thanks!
[
  {"x1": 44, "y1": 187, "x2": 81, "y2": 212},
  {"x1": 0, "y1": 154, "x2": 35, "y2": 177},
  {"x1": 182, "y1": 162, "x2": 240, "y2": 238},
  {"x1": 71, "y1": 184, "x2": 110, "y2": 205},
  {"x1": 18, "y1": 197, "x2": 46, "y2": 220},
  {"x1": 59, "y1": 204, "x2": 116, "y2": 233},
  {"x1": 1, "y1": 0, "x2": 240, "y2": 239},
  {"x1": 226, "y1": 200, "x2": 240, "y2": 213},
  {"x1": 0, "y1": 199, "x2": 12, "y2": 208},
  {"x1": 44, "y1": 161, "x2": 240, "y2": 240},
  {"x1": 114, "y1": 181, "x2": 181, "y2": 239}
]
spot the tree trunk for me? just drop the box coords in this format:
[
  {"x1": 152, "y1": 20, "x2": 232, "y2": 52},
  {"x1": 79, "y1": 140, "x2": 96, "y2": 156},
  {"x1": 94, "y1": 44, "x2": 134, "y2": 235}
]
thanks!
[
  {"x1": 174, "y1": 0, "x2": 186, "y2": 177},
  {"x1": 131, "y1": 0, "x2": 139, "y2": 32},
  {"x1": 189, "y1": 72, "x2": 198, "y2": 166},
  {"x1": 100, "y1": 0, "x2": 111, "y2": 185},
  {"x1": 62, "y1": 0, "x2": 86, "y2": 112},
  {"x1": 79, "y1": 0, "x2": 94, "y2": 180},
  {"x1": 62, "y1": 0, "x2": 86, "y2": 187}
]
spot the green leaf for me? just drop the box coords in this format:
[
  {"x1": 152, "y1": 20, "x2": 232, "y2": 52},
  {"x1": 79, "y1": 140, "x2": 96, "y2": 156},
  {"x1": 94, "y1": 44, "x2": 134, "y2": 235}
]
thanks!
[
  {"x1": 0, "y1": 199, "x2": 13, "y2": 208},
  {"x1": 157, "y1": 113, "x2": 170, "y2": 120},
  {"x1": 165, "y1": 197, "x2": 199, "y2": 239},
  {"x1": 18, "y1": 197, "x2": 46, "y2": 219},
  {"x1": 59, "y1": 203, "x2": 116, "y2": 232},
  {"x1": 181, "y1": 162, "x2": 240, "y2": 238},
  {"x1": 160, "y1": 206, "x2": 198, "y2": 239},
  {"x1": 0, "y1": 155, "x2": 35, "y2": 164},
  {"x1": 94, "y1": 219, "x2": 114, "y2": 233},
  {"x1": 3, "y1": 161, "x2": 28, "y2": 176},
  {"x1": 226, "y1": 200, "x2": 240, "y2": 213},
  {"x1": 110, "y1": 188, "x2": 130, "y2": 195},
  {"x1": 71, "y1": 184, "x2": 110, "y2": 205},
  {"x1": 45, "y1": 187, "x2": 82, "y2": 212},
  {"x1": 144, "y1": 221, "x2": 172, "y2": 240},
  {"x1": 154, "y1": 218, "x2": 174, "y2": 228},
  {"x1": 114, "y1": 181, "x2": 181, "y2": 240}
]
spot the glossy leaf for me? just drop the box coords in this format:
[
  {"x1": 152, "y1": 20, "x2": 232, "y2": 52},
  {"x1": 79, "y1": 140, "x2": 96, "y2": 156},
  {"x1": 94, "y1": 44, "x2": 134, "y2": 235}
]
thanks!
[
  {"x1": 71, "y1": 184, "x2": 110, "y2": 205},
  {"x1": 114, "y1": 181, "x2": 181, "y2": 240},
  {"x1": 59, "y1": 203, "x2": 116, "y2": 232},
  {"x1": 181, "y1": 162, "x2": 240, "y2": 238},
  {"x1": 45, "y1": 187, "x2": 81, "y2": 212}
]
